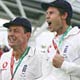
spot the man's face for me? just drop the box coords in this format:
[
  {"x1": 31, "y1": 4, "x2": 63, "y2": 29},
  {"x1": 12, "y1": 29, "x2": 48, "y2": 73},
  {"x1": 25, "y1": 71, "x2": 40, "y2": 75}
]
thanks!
[
  {"x1": 8, "y1": 26, "x2": 29, "y2": 48},
  {"x1": 46, "y1": 7, "x2": 63, "y2": 32}
]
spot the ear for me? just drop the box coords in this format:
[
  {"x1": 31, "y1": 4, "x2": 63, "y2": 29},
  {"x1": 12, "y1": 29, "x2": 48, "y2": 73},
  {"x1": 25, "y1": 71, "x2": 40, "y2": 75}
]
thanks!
[
  {"x1": 26, "y1": 32, "x2": 31, "y2": 39},
  {"x1": 62, "y1": 12, "x2": 68, "y2": 20}
]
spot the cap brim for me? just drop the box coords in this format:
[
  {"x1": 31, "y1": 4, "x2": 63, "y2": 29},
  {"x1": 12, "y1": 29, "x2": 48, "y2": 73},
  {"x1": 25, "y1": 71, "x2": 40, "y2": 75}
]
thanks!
[{"x1": 3, "y1": 22, "x2": 22, "y2": 28}]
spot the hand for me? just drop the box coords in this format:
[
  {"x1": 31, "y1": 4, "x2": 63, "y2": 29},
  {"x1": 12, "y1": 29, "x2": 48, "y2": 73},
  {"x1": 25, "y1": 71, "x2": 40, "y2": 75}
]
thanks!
[{"x1": 52, "y1": 53, "x2": 64, "y2": 68}]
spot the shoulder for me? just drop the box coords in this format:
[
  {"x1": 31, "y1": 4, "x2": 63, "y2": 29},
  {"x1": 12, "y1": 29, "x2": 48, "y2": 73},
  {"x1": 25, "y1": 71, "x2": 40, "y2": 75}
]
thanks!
[
  {"x1": 28, "y1": 47, "x2": 41, "y2": 60},
  {"x1": 70, "y1": 26, "x2": 80, "y2": 33},
  {"x1": 72, "y1": 27, "x2": 80, "y2": 36},
  {"x1": 29, "y1": 47, "x2": 36, "y2": 54},
  {"x1": 67, "y1": 26, "x2": 80, "y2": 37},
  {"x1": 28, "y1": 46, "x2": 38, "y2": 57}
]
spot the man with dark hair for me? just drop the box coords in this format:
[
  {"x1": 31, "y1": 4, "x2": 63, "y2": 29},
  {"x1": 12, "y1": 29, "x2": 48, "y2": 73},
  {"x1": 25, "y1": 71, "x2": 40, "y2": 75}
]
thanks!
[
  {"x1": 38, "y1": 0, "x2": 80, "y2": 80},
  {"x1": 0, "y1": 17, "x2": 42, "y2": 80}
]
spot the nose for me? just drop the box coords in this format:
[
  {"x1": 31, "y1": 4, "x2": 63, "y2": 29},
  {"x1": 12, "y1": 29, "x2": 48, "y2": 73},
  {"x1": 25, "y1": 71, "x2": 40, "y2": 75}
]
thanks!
[{"x1": 46, "y1": 12, "x2": 50, "y2": 20}]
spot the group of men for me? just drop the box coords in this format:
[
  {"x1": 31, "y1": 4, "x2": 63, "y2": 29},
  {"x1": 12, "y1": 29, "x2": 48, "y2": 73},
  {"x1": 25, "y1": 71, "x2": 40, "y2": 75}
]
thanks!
[{"x1": 0, "y1": 0, "x2": 80, "y2": 80}]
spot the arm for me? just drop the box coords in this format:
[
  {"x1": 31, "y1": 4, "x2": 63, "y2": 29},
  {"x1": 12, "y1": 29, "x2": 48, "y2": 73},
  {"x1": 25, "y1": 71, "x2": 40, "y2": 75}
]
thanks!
[
  {"x1": 52, "y1": 53, "x2": 80, "y2": 78},
  {"x1": 61, "y1": 60, "x2": 80, "y2": 77}
]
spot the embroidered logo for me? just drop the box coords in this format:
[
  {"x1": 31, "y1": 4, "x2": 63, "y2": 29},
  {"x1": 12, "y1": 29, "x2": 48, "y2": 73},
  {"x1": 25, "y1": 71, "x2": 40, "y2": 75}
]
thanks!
[
  {"x1": 2, "y1": 61, "x2": 8, "y2": 69},
  {"x1": 63, "y1": 45, "x2": 69, "y2": 58},
  {"x1": 22, "y1": 65, "x2": 27, "y2": 73},
  {"x1": 63, "y1": 45, "x2": 68, "y2": 53}
]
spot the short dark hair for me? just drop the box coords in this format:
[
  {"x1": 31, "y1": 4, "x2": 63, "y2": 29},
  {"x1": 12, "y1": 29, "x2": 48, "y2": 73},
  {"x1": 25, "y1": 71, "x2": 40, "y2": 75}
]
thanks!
[{"x1": 56, "y1": 7, "x2": 71, "y2": 25}]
